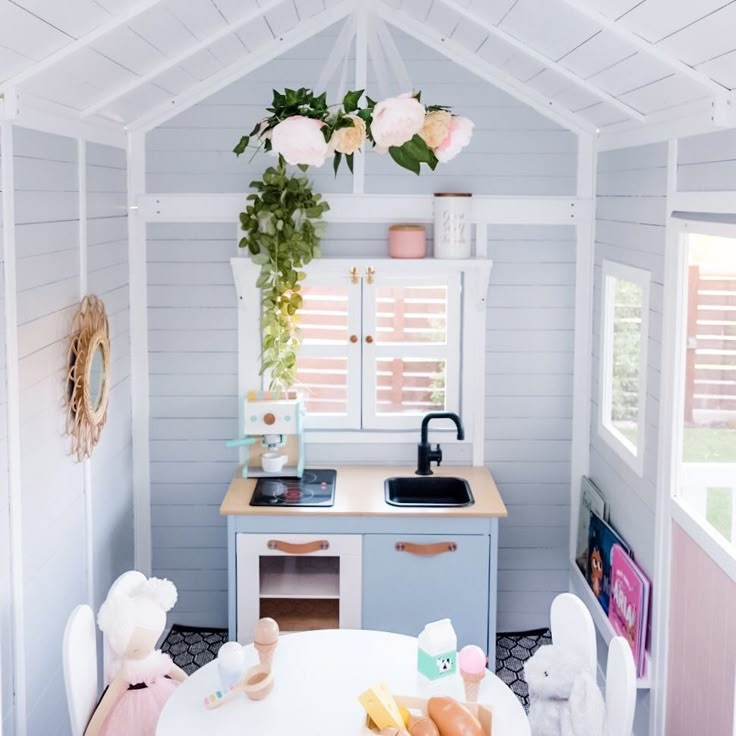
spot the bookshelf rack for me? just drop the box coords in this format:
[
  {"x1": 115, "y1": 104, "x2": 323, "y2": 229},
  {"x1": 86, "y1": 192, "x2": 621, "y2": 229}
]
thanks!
[{"x1": 570, "y1": 561, "x2": 652, "y2": 689}]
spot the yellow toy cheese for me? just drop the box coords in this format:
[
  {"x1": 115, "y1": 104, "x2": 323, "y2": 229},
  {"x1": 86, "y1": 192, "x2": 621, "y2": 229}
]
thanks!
[{"x1": 358, "y1": 682, "x2": 405, "y2": 731}]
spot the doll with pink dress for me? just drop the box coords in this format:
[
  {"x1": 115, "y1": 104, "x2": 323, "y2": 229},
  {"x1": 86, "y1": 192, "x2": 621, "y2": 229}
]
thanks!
[{"x1": 85, "y1": 576, "x2": 188, "y2": 736}]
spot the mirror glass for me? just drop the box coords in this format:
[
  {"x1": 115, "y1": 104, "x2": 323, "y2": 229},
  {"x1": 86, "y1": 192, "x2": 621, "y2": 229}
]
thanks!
[{"x1": 89, "y1": 343, "x2": 106, "y2": 410}]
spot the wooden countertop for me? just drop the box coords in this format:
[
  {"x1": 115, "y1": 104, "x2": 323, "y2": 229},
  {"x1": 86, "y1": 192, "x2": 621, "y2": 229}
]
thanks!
[{"x1": 220, "y1": 465, "x2": 508, "y2": 518}]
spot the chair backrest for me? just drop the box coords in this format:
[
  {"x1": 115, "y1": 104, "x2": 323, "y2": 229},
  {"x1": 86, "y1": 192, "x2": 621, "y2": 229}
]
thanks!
[
  {"x1": 102, "y1": 570, "x2": 147, "y2": 684},
  {"x1": 605, "y1": 636, "x2": 637, "y2": 736},
  {"x1": 550, "y1": 592, "x2": 597, "y2": 677},
  {"x1": 63, "y1": 604, "x2": 99, "y2": 736}
]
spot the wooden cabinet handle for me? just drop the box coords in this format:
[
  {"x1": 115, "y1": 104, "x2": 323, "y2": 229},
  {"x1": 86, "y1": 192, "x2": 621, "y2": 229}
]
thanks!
[
  {"x1": 365, "y1": 335, "x2": 374, "y2": 344},
  {"x1": 267, "y1": 539, "x2": 329, "y2": 554},
  {"x1": 350, "y1": 334, "x2": 358, "y2": 343},
  {"x1": 394, "y1": 541, "x2": 457, "y2": 556}
]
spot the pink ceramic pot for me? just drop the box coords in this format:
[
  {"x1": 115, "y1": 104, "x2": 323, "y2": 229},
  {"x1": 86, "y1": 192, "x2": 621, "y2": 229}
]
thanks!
[{"x1": 388, "y1": 224, "x2": 426, "y2": 258}]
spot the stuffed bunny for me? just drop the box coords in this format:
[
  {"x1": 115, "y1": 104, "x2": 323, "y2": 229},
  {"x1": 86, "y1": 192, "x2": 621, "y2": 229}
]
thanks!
[
  {"x1": 524, "y1": 645, "x2": 606, "y2": 736},
  {"x1": 84, "y1": 576, "x2": 188, "y2": 736}
]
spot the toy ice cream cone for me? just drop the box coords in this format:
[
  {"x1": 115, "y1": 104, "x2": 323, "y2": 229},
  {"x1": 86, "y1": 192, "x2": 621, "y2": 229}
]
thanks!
[
  {"x1": 253, "y1": 617, "x2": 279, "y2": 669},
  {"x1": 458, "y1": 644, "x2": 487, "y2": 703},
  {"x1": 254, "y1": 640, "x2": 278, "y2": 667},
  {"x1": 461, "y1": 669, "x2": 484, "y2": 703}
]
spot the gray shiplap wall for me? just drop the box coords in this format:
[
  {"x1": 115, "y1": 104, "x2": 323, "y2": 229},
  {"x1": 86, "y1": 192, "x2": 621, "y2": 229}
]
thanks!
[
  {"x1": 0, "y1": 129, "x2": 133, "y2": 736},
  {"x1": 678, "y1": 128, "x2": 736, "y2": 191},
  {"x1": 0, "y1": 135, "x2": 13, "y2": 735},
  {"x1": 592, "y1": 141, "x2": 668, "y2": 735},
  {"x1": 146, "y1": 29, "x2": 578, "y2": 628},
  {"x1": 87, "y1": 142, "x2": 135, "y2": 613}
]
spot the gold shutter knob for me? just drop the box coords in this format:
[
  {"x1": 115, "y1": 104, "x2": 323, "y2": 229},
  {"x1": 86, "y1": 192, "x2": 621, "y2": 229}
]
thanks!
[
  {"x1": 366, "y1": 266, "x2": 375, "y2": 284},
  {"x1": 350, "y1": 266, "x2": 359, "y2": 284}
]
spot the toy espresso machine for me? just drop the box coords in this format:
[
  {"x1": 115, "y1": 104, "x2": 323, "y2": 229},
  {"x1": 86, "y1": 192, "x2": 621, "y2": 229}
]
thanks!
[{"x1": 226, "y1": 391, "x2": 305, "y2": 478}]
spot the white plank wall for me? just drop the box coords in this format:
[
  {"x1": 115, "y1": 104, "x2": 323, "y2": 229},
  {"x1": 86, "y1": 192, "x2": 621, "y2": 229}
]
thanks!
[
  {"x1": 486, "y1": 225, "x2": 575, "y2": 632},
  {"x1": 592, "y1": 141, "x2": 668, "y2": 735},
  {"x1": 0, "y1": 128, "x2": 133, "y2": 735},
  {"x1": 14, "y1": 127, "x2": 86, "y2": 736},
  {"x1": 0, "y1": 138, "x2": 14, "y2": 735},
  {"x1": 677, "y1": 128, "x2": 736, "y2": 191},
  {"x1": 145, "y1": 29, "x2": 578, "y2": 627},
  {"x1": 87, "y1": 142, "x2": 135, "y2": 612}
]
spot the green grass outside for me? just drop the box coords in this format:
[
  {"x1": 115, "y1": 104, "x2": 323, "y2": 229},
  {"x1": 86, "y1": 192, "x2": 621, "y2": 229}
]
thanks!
[
  {"x1": 706, "y1": 487, "x2": 734, "y2": 542},
  {"x1": 682, "y1": 427, "x2": 736, "y2": 463}
]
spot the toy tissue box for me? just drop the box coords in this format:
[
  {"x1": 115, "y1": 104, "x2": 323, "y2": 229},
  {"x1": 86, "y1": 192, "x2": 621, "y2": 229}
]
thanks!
[{"x1": 417, "y1": 619, "x2": 457, "y2": 680}]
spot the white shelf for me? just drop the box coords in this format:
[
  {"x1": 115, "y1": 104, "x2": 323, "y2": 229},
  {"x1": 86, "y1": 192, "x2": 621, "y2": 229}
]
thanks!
[
  {"x1": 569, "y1": 561, "x2": 651, "y2": 689},
  {"x1": 259, "y1": 556, "x2": 340, "y2": 599},
  {"x1": 259, "y1": 570, "x2": 340, "y2": 599}
]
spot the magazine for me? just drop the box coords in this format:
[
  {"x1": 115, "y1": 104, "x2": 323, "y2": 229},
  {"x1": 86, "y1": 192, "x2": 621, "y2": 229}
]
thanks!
[
  {"x1": 575, "y1": 476, "x2": 608, "y2": 576},
  {"x1": 586, "y1": 511, "x2": 631, "y2": 614},
  {"x1": 609, "y1": 544, "x2": 651, "y2": 677}
]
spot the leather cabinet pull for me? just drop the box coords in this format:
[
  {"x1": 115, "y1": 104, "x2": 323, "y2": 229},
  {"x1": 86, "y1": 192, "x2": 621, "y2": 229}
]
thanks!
[
  {"x1": 394, "y1": 541, "x2": 457, "y2": 556},
  {"x1": 267, "y1": 539, "x2": 329, "y2": 554}
]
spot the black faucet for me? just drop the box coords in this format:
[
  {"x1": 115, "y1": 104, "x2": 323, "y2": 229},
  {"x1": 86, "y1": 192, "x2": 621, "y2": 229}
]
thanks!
[{"x1": 416, "y1": 412, "x2": 465, "y2": 475}]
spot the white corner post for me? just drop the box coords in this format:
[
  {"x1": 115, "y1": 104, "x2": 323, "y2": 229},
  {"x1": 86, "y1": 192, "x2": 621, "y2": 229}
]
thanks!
[
  {"x1": 650, "y1": 139, "x2": 680, "y2": 736},
  {"x1": 569, "y1": 132, "x2": 597, "y2": 563},
  {"x1": 353, "y1": 2, "x2": 368, "y2": 195},
  {"x1": 128, "y1": 130, "x2": 152, "y2": 574},
  {"x1": 77, "y1": 137, "x2": 96, "y2": 607},
  {"x1": 1, "y1": 111, "x2": 26, "y2": 734}
]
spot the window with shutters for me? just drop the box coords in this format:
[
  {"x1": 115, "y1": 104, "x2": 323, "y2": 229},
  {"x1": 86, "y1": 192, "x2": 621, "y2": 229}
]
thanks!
[
  {"x1": 295, "y1": 262, "x2": 461, "y2": 430},
  {"x1": 231, "y1": 257, "x2": 492, "y2": 441}
]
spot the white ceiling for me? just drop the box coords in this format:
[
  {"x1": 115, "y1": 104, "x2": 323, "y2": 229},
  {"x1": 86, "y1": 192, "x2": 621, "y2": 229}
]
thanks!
[{"x1": 0, "y1": 0, "x2": 733, "y2": 134}]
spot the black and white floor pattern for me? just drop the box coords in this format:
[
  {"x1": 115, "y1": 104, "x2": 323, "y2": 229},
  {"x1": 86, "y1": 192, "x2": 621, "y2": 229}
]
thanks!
[{"x1": 162, "y1": 625, "x2": 552, "y2": 711}]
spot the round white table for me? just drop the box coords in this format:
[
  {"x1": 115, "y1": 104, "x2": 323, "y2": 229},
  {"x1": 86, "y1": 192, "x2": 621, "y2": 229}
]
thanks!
[{"x1": 157, "y1": 629, "x2": 530, "y2": 736}]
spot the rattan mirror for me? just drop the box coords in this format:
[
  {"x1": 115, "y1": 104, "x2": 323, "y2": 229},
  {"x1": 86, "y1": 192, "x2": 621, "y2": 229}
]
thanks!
[{"x1": 66, "y1": 295, "x2": 111, "y2": 460}]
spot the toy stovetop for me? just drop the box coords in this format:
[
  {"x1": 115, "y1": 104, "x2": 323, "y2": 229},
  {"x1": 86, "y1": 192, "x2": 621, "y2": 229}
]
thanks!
[{"x1": 249, "y1": 469, "x2": 337, "y2": 507}]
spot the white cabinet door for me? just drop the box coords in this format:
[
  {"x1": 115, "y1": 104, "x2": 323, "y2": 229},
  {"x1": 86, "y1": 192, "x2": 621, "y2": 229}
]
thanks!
[{"x1": 236, "y1": 533, "x2": 361, "y2": 643}]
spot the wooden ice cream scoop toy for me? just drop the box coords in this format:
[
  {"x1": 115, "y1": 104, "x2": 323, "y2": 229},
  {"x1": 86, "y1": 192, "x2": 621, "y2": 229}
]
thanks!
[{"x1": 203, "y1": 664, "x2": 274, "y2": 709}]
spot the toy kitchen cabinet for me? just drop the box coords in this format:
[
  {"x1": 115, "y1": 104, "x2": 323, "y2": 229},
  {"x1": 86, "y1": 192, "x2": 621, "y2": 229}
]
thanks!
[{"x1": 223, "y1": 467, "x2": 507, "y2": 657}]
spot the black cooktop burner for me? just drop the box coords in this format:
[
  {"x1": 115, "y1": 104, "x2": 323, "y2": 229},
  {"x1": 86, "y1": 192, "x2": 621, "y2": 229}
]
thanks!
[{"x1": 250, "y1": 469, "x2": 336, "y2": 507}]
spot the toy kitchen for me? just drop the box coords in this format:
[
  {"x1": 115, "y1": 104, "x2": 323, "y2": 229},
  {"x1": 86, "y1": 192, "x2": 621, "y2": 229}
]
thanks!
[{"x1": 219, "y1": 390, "x2": 508, "y2": 661}]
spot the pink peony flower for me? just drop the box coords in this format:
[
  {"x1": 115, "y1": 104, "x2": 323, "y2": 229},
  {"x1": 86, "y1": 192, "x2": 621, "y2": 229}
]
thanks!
[
  {"x1": 270, "y1": 115, "x2": 329, "y2": 167},
  {"x1": 370, "y1": 93, "x2": 426, "y2": 149},
  {"x1": 435, "y1": 115, "x2": 474, "y2": 162}
]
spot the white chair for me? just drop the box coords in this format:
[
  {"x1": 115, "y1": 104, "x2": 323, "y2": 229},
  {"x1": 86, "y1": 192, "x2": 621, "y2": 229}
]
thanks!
[
  {"x1": 63, "y1": 604, "x2": 99, "y2": 736},
  {"x1": 550, "y1": 592, "x2": 597, "y2": 678},
  {"x1": 102, "y1": 569, "x2": 147, "y2": 684},
  {"x1": 605, "y1": 636, "x2": 637, "y2": 736}
]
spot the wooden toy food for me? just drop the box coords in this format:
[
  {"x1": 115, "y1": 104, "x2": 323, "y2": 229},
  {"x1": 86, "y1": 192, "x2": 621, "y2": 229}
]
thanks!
[
  {"x1": 359, "y1": 683, "x2": 406, "y2": 731},
  {"x1": 408, "y1": 714, "x2": 440, "y2": 736},
  {"x1": 378, "y1": 729, "x2": 410, "y2": 736},
  {"x1": 427, "y1": 697, "x2": 484, "y2": 736}
]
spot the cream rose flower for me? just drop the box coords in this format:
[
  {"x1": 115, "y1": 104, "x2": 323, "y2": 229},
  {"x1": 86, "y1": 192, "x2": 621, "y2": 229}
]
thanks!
[
  {"x1": 370, "y1": 93, "x2": 426, "y2": 149},
  {"x1": 419, "y1": 110, "x2": 452, "y2": 149},
  {"x1": 330, "y1": 114, "x2": 366, "y2": 155},
  {"x1": 435, "y1": 115, "x2": 474, "y2": 163},
  {"x1": 270, "y1": 115, "x2": 329, "y2": 167}
]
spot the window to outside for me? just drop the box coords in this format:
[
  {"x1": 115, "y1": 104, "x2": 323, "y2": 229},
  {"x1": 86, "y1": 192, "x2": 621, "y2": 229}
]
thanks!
[
  {"x1": 599, "y1": 260, "x2": 650, "y2": 474},
  {"x1": 294, "y1": 271, "x2": 461, "y2": 431},
  {"x1": 676, "y1": 232, "x2": 736, "y2": 552}
]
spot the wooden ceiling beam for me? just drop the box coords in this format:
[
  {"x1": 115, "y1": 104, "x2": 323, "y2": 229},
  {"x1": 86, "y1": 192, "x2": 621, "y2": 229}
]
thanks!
[
  {"x1": 377, "y1": 3, "x2": 593, "y2": 135},
  {"x1": 558, "y1": 0, "x2": 726, "y2": 95},
  {"x1": 82, "y1": 0, "x2": 290, "y2": 118},
  {"x1": 0, "y1": 0, "x2": 166, "y2": 94},
  {"x1": 438, "y1": 0, "x2": 647, "y2": 123},
  {"x1": 130, "y1": 1, "x2": 353, "y2": 133}
]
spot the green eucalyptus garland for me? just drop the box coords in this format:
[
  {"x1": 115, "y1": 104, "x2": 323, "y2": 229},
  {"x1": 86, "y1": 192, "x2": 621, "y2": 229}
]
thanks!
[{"x1": 238, "y1": 156, "x2": 329, "y2": 390}]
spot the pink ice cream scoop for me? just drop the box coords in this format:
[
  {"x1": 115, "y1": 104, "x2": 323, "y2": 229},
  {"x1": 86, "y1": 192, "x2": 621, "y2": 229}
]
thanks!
[{"x1": 458, "y1": 645, "x2": 487, "y2": 703}]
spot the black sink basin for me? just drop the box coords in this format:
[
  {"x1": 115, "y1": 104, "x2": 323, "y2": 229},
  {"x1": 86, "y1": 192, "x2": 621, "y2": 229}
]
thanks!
[{"x1": 384, "y1": 476, "x2": 474, "y2": 507}]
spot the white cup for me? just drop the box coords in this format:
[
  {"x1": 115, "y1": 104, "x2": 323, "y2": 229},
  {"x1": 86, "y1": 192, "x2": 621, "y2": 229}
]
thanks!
[
  {"x1": 261, "y1": 452, "x2": 287, "y2": 473},
  {"x1": 217, "y1": 641, "x2": 247, "y2": 690}
]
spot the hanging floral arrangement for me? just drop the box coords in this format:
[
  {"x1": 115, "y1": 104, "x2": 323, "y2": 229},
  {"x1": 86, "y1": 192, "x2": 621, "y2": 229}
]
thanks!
[{"x1": 234, "y1": 87, "x2": 474, "y2": 175}]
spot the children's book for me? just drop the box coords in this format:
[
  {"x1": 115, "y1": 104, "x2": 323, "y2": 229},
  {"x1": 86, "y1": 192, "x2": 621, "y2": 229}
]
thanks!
[
  {"x1": 575, "y1": 476, "x2": 608, "y2": 576},
  {"x1": 609, "y1": 544, "x2": 651, "y2": 677},
  {"x1": 586, "y1": 511, "x2": 631, "y2": 614}
]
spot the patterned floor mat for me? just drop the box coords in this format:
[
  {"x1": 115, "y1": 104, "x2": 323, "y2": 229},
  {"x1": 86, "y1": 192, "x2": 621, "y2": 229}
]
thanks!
[{"x1": 161, "y1": 625, "x2": 552, "y2": 710}]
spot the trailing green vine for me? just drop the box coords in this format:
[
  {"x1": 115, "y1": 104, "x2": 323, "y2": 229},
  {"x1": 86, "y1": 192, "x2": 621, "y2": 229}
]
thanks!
[{"x1": 238, "y1": 157, "x2": 329, "y2": 390}]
